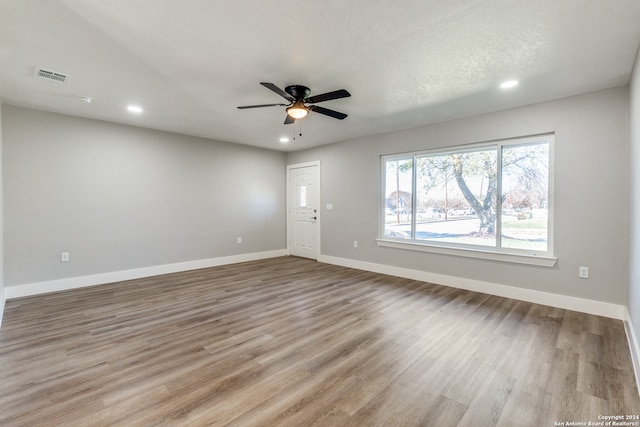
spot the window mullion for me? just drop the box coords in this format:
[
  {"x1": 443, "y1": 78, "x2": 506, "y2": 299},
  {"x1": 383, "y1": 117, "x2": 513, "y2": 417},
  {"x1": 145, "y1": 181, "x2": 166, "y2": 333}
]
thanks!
[
  {"x1": 496, "y1": 144, "x2": 503, "y2": 250},
  {"x1": 411, "y1": 155, "x2": 417, "y2": 241}
]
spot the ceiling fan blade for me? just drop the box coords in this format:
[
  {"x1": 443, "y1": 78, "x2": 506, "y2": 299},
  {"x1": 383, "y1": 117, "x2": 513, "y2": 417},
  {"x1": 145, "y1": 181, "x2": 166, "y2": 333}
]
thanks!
[
  {"x1": 309, "y1": 105, "x2": 348, "y2": 120},
  {"x1": 237, "y1": 103, "x2": 287, "y2": 109},
  {"x1": 260, "y1": 82, "x2": 295, "y2": 102},
  {"x1": 306, "y1": 89, "x2": 351, "y2": 104},
  {"x1": 284, "y1": 114, "x2": 295, "y2": 125}
]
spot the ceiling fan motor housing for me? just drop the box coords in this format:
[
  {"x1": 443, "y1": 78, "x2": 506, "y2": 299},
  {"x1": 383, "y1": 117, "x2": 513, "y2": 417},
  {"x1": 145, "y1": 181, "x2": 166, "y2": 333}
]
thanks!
[{"x1": 285, "y1": 85, "x2": 311, "y2": 100}]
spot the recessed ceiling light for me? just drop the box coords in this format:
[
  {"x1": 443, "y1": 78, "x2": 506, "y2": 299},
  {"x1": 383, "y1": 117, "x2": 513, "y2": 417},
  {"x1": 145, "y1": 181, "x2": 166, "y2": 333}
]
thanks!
[
  {"x1": 279, "y1": 137, "x2": 290, "y2": 143},
  {"x1": 127, "y1": 105, "x2": 143, "y2": 113},
  {"x1": 500, "y1": 80, "x2": 519, "y2": 89}
]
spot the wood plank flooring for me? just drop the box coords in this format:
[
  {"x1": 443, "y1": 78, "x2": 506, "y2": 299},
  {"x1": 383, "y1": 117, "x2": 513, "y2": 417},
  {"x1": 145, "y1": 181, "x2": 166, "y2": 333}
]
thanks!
[{"x1": 0, "y1": 256, "x2": 638, "y2": 426}]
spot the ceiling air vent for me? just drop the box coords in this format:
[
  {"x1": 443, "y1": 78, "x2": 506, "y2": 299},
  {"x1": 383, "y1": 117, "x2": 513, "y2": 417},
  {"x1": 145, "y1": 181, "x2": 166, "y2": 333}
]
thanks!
[{"x1": 34, "y1": 68, "x2": 67, "y2": 83}]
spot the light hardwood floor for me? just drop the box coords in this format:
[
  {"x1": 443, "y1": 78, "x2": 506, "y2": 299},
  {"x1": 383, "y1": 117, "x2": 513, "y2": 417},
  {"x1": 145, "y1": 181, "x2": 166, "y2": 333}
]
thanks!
[{"x1": 0, "y1": 256, "x2": 638, "y2": 426}]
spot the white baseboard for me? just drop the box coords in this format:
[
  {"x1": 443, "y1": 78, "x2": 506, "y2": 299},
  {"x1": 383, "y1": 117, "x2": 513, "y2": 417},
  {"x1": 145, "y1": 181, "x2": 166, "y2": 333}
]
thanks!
[
  {"x1": 624, "y1": 307, "x2": 640, "y2": 397},
  {"x1": 318, "y1": 255, "x2": 625, "y2": 320},
  {"x1": 4, "y1": 249, "x2": 288, "y2": 300}
]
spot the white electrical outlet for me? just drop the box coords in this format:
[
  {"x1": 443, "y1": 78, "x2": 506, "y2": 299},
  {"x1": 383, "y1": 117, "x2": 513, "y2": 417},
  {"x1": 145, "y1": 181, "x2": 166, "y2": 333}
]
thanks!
[
  {"x1": 326, "y1": 203, "x2": 333, "y2": 211},
  {"x1": 61, "y1": 252, "x2": 70, "y2": 262},
  {"x1": 237, "y1": 237, "x2": 242, "y2": 244},
  {"x1": 353, "y1": 240, "x2": 358, "y2": 248},
  {"x1": 579, "y1": 266, "x2": 589, "y2": 279}
]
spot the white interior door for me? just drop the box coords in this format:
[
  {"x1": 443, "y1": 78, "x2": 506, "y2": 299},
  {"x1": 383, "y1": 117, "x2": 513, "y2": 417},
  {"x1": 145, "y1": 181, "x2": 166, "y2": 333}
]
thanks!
[{"x1": 287, "y1": 162, "x2": 320, "y2": 259}]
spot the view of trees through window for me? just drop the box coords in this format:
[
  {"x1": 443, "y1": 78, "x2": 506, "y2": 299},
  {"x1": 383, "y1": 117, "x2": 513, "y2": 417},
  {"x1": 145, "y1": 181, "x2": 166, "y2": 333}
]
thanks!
[{"x1": 382, "y1": 135, "x2": 551, "y2": 254}]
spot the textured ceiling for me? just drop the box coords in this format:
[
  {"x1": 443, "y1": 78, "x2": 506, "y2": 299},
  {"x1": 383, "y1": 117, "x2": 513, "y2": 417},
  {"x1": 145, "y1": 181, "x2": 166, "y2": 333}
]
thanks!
[{"x1": 1, "y1": 0, "x2": 639, "y2": 151}]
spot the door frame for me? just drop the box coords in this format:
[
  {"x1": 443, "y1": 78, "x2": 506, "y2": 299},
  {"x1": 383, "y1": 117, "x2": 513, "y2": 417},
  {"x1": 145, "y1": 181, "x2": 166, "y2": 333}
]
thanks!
[{"x1": 286, "y1": 161, "x2": 321, "y2": 259}]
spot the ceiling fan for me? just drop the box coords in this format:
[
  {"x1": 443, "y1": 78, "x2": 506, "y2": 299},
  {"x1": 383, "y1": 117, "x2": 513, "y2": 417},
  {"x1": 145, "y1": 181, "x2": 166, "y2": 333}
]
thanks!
[{"x1": 237, "y1": 82, "x2": 351, "y2": 124}]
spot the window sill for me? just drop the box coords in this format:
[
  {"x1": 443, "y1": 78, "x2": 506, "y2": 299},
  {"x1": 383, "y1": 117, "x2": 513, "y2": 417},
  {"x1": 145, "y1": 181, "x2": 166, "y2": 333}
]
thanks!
[{"x1": 376, "y1": 239, "x2": 557, "y2": 267}]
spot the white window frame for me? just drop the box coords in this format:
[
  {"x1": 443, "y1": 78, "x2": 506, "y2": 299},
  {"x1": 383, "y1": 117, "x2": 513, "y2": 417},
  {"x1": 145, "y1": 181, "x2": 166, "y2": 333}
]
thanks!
[{"x1": 377, "y1": 134, "x2": 556, "y2": 267}]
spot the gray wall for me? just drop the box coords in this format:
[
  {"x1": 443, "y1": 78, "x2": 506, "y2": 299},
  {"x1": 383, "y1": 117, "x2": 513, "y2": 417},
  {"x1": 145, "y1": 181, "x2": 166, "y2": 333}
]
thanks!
[
  {"x1": 2, "y1": 105, "x2": 286, "y2": 287},
  {"x1": 287, "y1": 87, "x2": 629, "y2": 304},
  {"x1": 629, "y1": 47, "x2": 640, "y2": 336},
  {"x1": 0, "y1": 104, "x2": 4, "y2": 321},
  {"x1": 1, "y1": 85, "x2": 632, "y2": 308}
]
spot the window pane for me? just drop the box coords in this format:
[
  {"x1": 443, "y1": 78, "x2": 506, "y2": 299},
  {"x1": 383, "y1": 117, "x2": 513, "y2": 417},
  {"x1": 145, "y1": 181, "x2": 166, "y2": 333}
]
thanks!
[
  {"x1": 380, "y1": 135, "x2": 552, "y2": 258},
  {"x1": 299, "y1": 185, "x2": 307, "y2": 207},
  {"x1": 501, "y1": 142, "x2": 549, "y2": 251},
  {"x1": 384, "y1": 158, "x2": 413, "y2": 239},
  {"x1": 415, "y1": 148, "x2": 497, "y2": 247}
]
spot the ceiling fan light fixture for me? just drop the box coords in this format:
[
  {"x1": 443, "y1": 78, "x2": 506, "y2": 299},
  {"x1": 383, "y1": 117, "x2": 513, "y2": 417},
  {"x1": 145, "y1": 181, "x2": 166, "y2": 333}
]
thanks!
[{"x1": 286, "y1": 101, "x2": 309, "y2": 119}]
